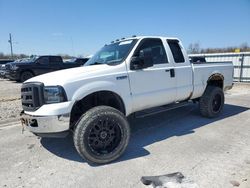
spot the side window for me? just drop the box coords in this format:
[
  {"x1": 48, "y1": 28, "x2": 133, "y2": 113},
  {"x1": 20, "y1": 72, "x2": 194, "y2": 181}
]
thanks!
[
  {"x1": 37, "y1": 57, "x2": 49, "y2": 64},
  {"x1": 134, "y1": 39, "x2": 168, "y2": 65},
  {"x1": 167, "y1": 40, "x2": 185, "y2": 63},
  {"x1": 49, "y1": 56, "x2": 61, "y2": 63}
]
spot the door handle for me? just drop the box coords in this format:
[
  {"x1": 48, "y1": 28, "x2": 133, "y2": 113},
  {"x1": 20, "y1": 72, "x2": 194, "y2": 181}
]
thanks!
[
  {"x1": 170, "y1": 69, "x2": 175, "y2": 77},
  {"x1": 165, "y1": 69, "x2": 175, "y2": 77}
]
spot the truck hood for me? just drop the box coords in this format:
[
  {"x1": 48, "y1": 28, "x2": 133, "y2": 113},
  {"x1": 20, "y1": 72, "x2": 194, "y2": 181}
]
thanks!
[
  {"x1": 25, "y1": 64, "x2": 115, "y2": 86},
  {"x1": 11, "y1": 61, "x2": 34, "y2": 66}
]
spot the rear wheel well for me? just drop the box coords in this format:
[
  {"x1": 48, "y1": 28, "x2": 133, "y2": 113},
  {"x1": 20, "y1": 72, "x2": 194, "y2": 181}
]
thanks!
[
  {"x1": 207, "y1": 74, "x2": 224, "y2": 89},
  {"x1": 70, "y1": 91, "x2": 126, "y2": 128}
]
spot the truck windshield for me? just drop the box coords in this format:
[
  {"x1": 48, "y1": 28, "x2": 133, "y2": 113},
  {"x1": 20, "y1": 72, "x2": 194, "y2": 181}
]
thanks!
[
  {"x1": 20, "y1": 56, "x2": 39, "y2": 63},
  {"x1": 85, "y1": 39, "x2": 137, "y2": 66}
]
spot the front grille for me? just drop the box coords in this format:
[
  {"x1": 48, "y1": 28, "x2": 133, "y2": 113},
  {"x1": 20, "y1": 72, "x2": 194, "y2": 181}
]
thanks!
[{"x1": 21, "y1": 82, "x2": 44, "y2": 111}]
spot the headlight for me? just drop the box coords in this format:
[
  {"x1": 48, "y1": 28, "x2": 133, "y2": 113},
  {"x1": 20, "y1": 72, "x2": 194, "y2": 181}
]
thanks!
[
  {"x1": 43, "y1": 86, "x2": 67, "y2": 104},
  {"x1": 11, "y1": 64, "x2": 19, "y2": 70}
]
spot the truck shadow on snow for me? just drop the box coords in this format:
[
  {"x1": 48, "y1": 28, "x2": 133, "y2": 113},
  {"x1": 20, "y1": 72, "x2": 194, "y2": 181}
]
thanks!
[{"x1": 40, "y1": 103, "x2": 249, "y2": 164}]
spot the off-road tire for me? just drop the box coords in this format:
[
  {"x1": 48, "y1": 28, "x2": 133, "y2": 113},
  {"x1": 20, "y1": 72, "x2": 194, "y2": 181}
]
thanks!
[
  {"x1": 73, "y1": 106, "x2": 130, "y2": 164},
  {"x1": 199, "y1": 86, "x2": 224, "y2": 118}
]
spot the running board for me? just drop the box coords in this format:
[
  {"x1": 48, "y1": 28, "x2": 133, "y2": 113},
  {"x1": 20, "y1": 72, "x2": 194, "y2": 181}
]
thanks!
[{"x1": 135, "y1": 101, "x2": 190, "y2": 118}]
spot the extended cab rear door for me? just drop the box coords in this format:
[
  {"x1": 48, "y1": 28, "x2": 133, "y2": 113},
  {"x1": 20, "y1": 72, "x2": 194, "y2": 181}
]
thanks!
[
  {"x1": 128, "y1": 38, "x2": 177, "y2": 112},
  {"x1": 167, "y1": 39, "x2": 193, "y2": 101}
]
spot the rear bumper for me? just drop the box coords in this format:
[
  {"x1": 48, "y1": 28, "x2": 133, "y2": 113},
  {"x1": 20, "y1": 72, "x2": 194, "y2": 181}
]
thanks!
[{"x1": 20, "y1": 111, "x2": 70, "y2": 135}]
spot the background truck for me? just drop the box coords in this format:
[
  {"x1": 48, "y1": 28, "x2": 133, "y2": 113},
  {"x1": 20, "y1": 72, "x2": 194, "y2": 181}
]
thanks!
[
  {"x1": 0, "y1": 59, "x2": 14, "y2": 65},
  {"x1": 0, "y1": 64, "x2": 8, "y2": 78},
  {"x1": 189, "y1": 56, "x2": 206, "y2": 63},
  {"x1": 7, "y1": 55, "x2": 88, "y2": 82},
  {"x1": 64, "y1": 57, "x2": 90, "y2": 65},
  {"x1": 0, "y1": 59, "x2": 14, "y2": 78},
  {"x1": 20, "y1": 36, "x2": 233, "y2": 164}
]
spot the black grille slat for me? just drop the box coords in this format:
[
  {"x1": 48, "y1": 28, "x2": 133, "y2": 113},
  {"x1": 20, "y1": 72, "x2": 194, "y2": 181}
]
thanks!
[
  {"x1": 21, "y1": 82, "x2": 44, "y2": 111},
  {"x1": 33, "y1": 87, "x2": 40, "y2": 107},
  {"x1": 23, "y1": 99, "x2": 33, "y2": 103}
]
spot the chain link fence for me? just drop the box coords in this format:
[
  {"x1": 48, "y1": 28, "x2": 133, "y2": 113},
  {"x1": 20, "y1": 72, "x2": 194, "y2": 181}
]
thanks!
[{"x1": 189, "y1": 52, "x2": 250, "y2": 82}]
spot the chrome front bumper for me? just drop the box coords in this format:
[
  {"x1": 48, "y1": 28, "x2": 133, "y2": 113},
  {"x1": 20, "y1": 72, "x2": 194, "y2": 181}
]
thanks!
[{"x1": 20, "y1": 112, "x2": 70, "y2": 134}]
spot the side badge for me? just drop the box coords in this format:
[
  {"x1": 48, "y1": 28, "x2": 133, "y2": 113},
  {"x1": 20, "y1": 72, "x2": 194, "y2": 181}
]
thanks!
[{"x1": 116, "y1": 75, "x2": 128, "y2": 80}]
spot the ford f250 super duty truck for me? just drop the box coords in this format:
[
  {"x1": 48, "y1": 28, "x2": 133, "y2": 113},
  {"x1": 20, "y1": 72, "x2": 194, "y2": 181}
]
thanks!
[{"x1": 20, "y1": 36, "x2": 233, "y2": 164}]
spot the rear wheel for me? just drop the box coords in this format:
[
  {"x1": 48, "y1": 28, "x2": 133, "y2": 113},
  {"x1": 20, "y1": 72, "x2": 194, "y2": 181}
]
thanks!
[
  {"x1": 73, "y1": 106, "x2": 130, "y2": 164},
  {"x1": 20, "y1": 71, "x2": 34, "y2": 82},
  {"x1": 199, "y1": 86, "x2": 224, "y2": 118}
]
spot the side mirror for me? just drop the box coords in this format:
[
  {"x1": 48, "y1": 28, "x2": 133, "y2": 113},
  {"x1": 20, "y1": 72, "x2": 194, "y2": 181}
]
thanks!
[
  {"x1": 130, "y1": 49, "x2": 153, "y2": 70},
  {"x1": 130, "y1": 57, "x2": 143, "y2": 70}
]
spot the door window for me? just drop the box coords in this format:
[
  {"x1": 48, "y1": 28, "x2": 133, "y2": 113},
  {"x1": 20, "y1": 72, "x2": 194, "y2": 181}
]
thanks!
[
  {"x1": 134, "y1": 39, "x2": 168, "y2": 65},
  {"x1": 37, "y1": 57, "x2": 49, "y2": 64}
]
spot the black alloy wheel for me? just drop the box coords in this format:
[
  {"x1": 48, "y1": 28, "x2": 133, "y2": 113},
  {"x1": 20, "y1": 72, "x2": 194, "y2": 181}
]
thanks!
[
  {"x1": 212, "y1": 93, "x2": 222, "y2": 113},
  {"x1": 20, "y1": 71, "x2": 34, "y2": 82},
  {"x1": 199, "y1": 86, "x2": 225, "y2": 118},
  {"x1": 87, "y1": 117, "x2": 122, "y2": 156},
  {"x1": 73, "y1": 106, "x2": 130, "y2": 164}
]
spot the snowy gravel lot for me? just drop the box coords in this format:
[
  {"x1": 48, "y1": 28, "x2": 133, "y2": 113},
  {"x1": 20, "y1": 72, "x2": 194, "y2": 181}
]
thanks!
[
  {"x1": 0, "y1": 79, "x2": 22, "y2": 124},
  {"x1": 0, "y1": 81, "x2": 250, "y2": 188}
]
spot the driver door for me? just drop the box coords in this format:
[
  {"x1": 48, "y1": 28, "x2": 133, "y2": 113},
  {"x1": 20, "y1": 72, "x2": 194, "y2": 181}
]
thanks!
[
  {"x1": 128, "y1": 38, "x2": 177, "y2": 112},
  {"x1": 35, "y1": 56, "x2": 51, "y2": 75}
]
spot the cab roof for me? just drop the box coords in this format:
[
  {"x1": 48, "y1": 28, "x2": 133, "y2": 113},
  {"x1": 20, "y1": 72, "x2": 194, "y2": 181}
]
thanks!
[{"x1": 110, "y1": 36, "x2": 180, "y2": 44}]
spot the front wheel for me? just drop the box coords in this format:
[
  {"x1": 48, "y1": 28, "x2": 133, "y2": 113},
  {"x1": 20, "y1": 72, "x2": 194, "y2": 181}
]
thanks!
[
  {"x1": 20, "y1": 71, "x2": 34, "y2": 82},
  {"x1": 73, "y1": 106, "x2": 130, "y2": 164},
  {"x1": 199, "y1": 86, "x2": 225, "y2": 118}
]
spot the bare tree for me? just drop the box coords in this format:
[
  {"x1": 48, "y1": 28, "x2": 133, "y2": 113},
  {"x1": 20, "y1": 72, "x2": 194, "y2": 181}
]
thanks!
[
  {"x1": 240, "y1": 42, "x2": 248, "y2": 51},
  {"x1": 187, "y1": 42, "x2": 201, "y2": 54}
]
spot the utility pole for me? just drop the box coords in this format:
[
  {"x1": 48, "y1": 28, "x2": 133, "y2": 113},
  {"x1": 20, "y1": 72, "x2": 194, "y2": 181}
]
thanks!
[{"x1": 8, "y1": 33, "x2": 14, "y2": 59}]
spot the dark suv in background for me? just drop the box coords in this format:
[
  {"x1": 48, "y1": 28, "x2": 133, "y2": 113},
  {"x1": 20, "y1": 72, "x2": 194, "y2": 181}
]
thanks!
[
  {"x1": 7, "y1": 56, "x2": 89, "y2": 82},
  {"x1": 0, "y1": 59, "x2": 14, "y2": 78}
]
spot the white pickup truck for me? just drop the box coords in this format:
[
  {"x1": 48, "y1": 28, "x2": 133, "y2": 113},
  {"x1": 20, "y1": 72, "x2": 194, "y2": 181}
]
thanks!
[{"x1": 21, "y1": 36, "x2": 233, "y2": 164}]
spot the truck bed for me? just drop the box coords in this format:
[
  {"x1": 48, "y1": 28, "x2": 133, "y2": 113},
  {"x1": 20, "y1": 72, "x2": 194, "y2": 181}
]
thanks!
[
  {"x1": 191, "y1": 61, "x2": 234, "y2": 99},
  {"x1": 191, "y1": 61, "x2": 232, "y2": 64}
]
